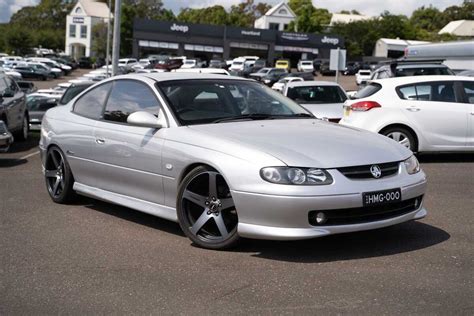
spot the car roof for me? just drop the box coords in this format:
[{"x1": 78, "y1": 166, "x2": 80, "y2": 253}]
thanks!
[
  {"x1": 372, "y1": 75, "x2": 473, "y2": 85},
  {"x1": 113, "y1": 73, "x2": 251, "y2": 83},
  {"x1": 397, "y1": 64, "x2": 449, "y2": 69},
  {"x1": 286, "y1": 80, "x2": 342, "y2": 88}
]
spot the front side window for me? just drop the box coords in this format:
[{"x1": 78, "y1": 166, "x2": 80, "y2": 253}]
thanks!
[
  {"x1": 157, "y1": 80, "x2": 311, "y2": 126},
  {"x1": 103, "y1": 80, "x2": 161, "y2": 123},
  {"x1": 73, "y1": 82, "x2": 111, "y2": 119},
  {"x1": 80, "y1": 25, "x2": 87, "y2": 38},
  {"x1": 4, "y1": 77, "x2": 18, "y2": 92},
  {"x1": 287, "y1": 86, "x2": 347, "y2": 104},
  {"x1": 69, "y1": 24, "x2": 76, "y2": 37}
]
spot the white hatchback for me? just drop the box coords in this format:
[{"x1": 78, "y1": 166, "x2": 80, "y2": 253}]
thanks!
[{"x1": 340, "y1": 76, "x2": 474, "y2": 153}]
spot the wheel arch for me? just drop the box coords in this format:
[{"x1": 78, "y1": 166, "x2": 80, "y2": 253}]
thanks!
[{"x1": 379, "y1": 123, "x2": 419, "y2": 152}]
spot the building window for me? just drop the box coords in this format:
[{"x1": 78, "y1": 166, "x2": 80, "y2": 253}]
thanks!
[
  {"x1": 279, "y1": 9, "x2": 288, "y2": 15},
  {"x1": 283, "y1": 24, "x2": 289, "y2": 30},
  {"x1": 75, "y1": 7, "x2": 82, "y2": 14},
  {"x1": 269, "y1": 23, "x2": 279, "y2": 30},
  {"x1": 69, "y1": 24, "x2": 76, "y2": 37},
  {"x1": 80, "y1": 25, "x2": 87, "y2": 38}
]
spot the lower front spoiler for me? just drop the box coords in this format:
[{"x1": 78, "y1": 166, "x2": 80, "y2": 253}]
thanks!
[{"x1": 238, "y1": 207, "x2": 427, "y2": 241}]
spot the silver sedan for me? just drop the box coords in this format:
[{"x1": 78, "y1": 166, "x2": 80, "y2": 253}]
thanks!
[{"x1": 40, "y1": 73, "x2": 427, "y2": 249}]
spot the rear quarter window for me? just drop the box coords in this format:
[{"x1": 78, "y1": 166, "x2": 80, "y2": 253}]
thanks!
[{"x1": 354, "y1": 83, "x2": 382, "y2": 99}]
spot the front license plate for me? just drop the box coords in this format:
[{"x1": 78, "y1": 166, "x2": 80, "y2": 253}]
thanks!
[{"x1": 363, "y1": 188, "x2": 401, "y2": 206}]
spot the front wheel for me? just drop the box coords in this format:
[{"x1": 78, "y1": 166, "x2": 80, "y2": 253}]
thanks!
[
  {"x1": 44, "y1": 146, "x2": 77, "y2": 203},
  {"x1": 177, "y1": 166, "x2": 240, "y2": 249},
  {"x1": 14, "y1": 115, "x2": 29, "y2": 141}
]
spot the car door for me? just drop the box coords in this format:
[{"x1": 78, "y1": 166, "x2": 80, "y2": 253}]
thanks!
[
  {"x1": 64, "y1": 82, "x2": 112, "y2": 187},
  {"x1": 398, "y1": 81, "x2": 468, "y2": 150},
  {"x1": 92, "y1": 79, "x2": 166, "y2": 205},
  {"x1": 6, "y1": 77, "x2": 25, "y2": 130},
  {"x1": 460, "y1": 81, "x2": 474, "y2": 148}
]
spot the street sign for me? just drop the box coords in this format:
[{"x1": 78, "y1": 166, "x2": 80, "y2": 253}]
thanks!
[
  {"x1": 330, "y1": 48, "x2": 346, "y2": 83},
  {"x1": 330, "y1": 48, "x2": 346, "y2": 71}
]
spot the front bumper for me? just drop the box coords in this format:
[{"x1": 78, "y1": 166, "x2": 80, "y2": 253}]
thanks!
[{"x1": 233, "y1": 178, "x2": 427, "y2": 240}]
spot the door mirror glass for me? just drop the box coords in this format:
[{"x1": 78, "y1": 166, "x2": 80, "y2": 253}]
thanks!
[{"x1": 127, "y1": 111, "x2": 166, "y2": 128}]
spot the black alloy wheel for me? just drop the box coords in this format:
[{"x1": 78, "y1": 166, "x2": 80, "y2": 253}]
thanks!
[
  {"x1": 177, "y1": 166, "x2": 239, "y2": 249},
  {"x1": 44, "y1": 146, "x2": 76, "y2": 203}
]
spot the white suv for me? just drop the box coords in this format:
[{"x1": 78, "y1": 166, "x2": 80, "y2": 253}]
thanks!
[{"x1": 340, "y1": 76, "x2": 474, "y2": 153}]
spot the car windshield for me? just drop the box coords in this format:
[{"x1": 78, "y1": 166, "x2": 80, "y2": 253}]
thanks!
[
  {"x1": 287, "y1": 85, "x2": 347, "y2": 104},
  {"x1": 157, "y1": 80, "x2": 312, "y2": 125},
  {"x1": 232, "y1": 61, "x2": 243, "y2": 65},
  {"x1": 27, "y1": 96, "x2": 57, "y2": 111},
  {"x1": 276, "y1": 61, "x2": 287, "y2": 65},
  {"x1": 301, "y1": 62, "x2": 312, "y2": 65},
  {"x1": 257, "y1": 68, "x2": 270, "y2": 73}
]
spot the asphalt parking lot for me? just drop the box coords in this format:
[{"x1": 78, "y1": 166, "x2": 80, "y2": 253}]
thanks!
[{"x1": 1, "y1": 131, "x2": 473, "y2": 314}]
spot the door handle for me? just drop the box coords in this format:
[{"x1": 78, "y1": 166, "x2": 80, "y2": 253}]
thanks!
[
  {"x1": 406, "y1": 107, "x2": 420, "y2": 112},
  {"x1": 95, "y1": 138, "x2": 105, "y2": 144}
]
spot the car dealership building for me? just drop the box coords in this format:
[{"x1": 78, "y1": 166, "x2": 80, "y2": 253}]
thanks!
[{"x1": 132, "y1": 19, "x2": 344, "y2": 65}]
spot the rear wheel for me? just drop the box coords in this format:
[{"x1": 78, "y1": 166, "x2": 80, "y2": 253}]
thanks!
[
  {"x1": 14, "y1": 115, "x2": 28, "y2": 141},
  {"x1": 44, "y1": 146, "x2": 76, "y2": 203},
  {"x1": 382, "y1": 127, "x2": 417, "y2": 152},
  {"x1": 177, "y1": 166, "x2": 239, "y2": 249}
]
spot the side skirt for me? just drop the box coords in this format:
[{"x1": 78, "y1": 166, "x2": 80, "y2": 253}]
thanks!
[{"x1": 73, "y1": 182, "x2": 178, "y2": 222}]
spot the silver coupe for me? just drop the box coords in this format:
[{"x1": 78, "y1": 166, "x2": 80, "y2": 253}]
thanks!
[{"x1": 40, "y1": 73, "x2": 427, "y2": 249}]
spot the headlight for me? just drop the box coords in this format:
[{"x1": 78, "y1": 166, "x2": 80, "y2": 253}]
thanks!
[
  {"x1": 260, "y1": 167, "x2": 333, "y2": 185},
  {"x1": 404, "y1": 155, "x2": 420, "y2": 174}
]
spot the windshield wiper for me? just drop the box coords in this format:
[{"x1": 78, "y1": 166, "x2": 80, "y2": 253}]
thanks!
[
  {"x1": 274, "y1": 113, "x2": 314, "y2": 118},
  {"x1": 213, "y1": 113, "x2": 276, "y2": 123}
]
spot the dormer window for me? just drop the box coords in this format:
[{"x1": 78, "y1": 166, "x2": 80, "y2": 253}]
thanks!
[
  {"x1": 75, "y1": 7, "x2": 82, "y2": 14},
  {"x1": 279, "y1": 9, "x2": 287, "y2": 15}
]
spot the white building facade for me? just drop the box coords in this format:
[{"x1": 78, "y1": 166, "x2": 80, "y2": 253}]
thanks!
[
  {"x1": 65, "y1": 0, "x2": 111, "y2": 59},
  {"x1": 254, "y1": 2, "x2": 296, "y2": 31}
]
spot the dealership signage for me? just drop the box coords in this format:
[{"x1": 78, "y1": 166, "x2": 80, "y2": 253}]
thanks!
[
  {"x1": 321, "y1": 36, "x2": 339, "y2": 45},
  {"x1": 281, "y1": 32, "x2": 309, "y2": 41},
  {"x1": 170, "y1": 23, "x2": 189, "y2": 33},
  {"x1": 73, "y1": 17, "x2": 84, "y2": 24},
  {"x1": 241, "y1": 30, "x2": 261, "y2": 36}
]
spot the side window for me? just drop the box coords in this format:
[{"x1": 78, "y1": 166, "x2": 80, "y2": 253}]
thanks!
[
  {"x1": 0, "y1": 79, "x2": 8, "y2": 94},
  {"x1": 4, "y1": 77, "x2": 18, "y2": 92},
  {"x1": 429, "y1": 82, "x2": 456, "y2": 103},
  {"x1": 415, "y1": 84, "x2": 432, "y2": 101},
  {"x1": 103, "y1": 80, "x2": 161, "y2": 123},
  {"x1": 73, "y1": 82, "x2": 111, "y2": 119},
  {"x1": 398, "y1": 85, "x2": 417, "y2": 100},
  {"x1": 462, "y1": 81, "x2": 474, "y2": 104},
  {"x1": 378, "y1": 71, "x2": 390, "y2": 79}
]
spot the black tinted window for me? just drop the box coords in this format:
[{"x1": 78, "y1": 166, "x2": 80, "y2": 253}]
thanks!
[
  {"x1": 397, "y1": 81, "x2": 457, "y2": 102},
  {"x1": 4, "y1": 77, "x2": 18, "y2": 92},
  {"x1": 462, "y1": 81, "x2": 474, "y2": 104},
  {"x1": 104, "y1": 80, "x2": 161, "y2": 123},
  {"x1": 27, "y1": 97, "x2": 57, "y2": 111},
  {"x1": 287, "y1": 85, "x2": 347, "y2": 104},
  {"x1": 60, "y1": 84, "x2": 93, "y2": 105},
  {"x1": 73, "y1": 82, "x2": 111, "y2": 119},
  {"x1": 354, "y1": 83, "x2": 382, "y2": 99}
]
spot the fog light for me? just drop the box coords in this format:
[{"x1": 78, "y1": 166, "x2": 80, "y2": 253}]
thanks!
[{"x1": 315, "y1": 212, "x2": 327, "y2": 225}]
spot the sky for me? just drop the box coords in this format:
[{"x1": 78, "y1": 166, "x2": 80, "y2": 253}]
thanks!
[{"x1": 0, "y1": 0, "x2": 463, "y2": 24}]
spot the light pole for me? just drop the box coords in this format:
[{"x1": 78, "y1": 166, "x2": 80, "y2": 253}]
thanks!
[
  {"x1": 112, "y1": 0, "x2": 122, "y2": 76},
  {"x1": 105, "y1": 0, "x2": 111, "y2": 76}
]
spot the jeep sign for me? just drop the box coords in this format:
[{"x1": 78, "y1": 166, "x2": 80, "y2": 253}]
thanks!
[{"x1": 170, "y1": 23, "x2": 189, "y2": 33}]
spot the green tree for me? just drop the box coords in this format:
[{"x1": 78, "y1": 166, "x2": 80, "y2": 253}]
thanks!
[
  {"x1": 410, "y1": 6, "x2": 444, "y2": 32},
  {"x1": 178, "y1": 6, "x2": 228, "y2": 25},
  {"x1": 4, "y1": 25, "x2": 34, "y2": 55},
  {"x1": 287, "y1": 0, "x2": 331, "y2": 32},
  {"x1": 91, "y1": 22, "x2": 108, "y2": 58},
  {"x1": 228, "y1": 0, "x2": 272, "y2": 28}
]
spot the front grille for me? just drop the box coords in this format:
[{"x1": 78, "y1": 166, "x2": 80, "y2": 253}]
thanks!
[
  {"x1": 338, "y1": 161, "x2": 400, "y2": 179},
  {"x1": 308, "y1": 195, "x2": 423, "y2": 226}
]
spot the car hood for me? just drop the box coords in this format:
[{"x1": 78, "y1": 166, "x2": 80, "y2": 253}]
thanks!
[{"x1": 189, "y1": 119, "x2": 411, "y2": 168}]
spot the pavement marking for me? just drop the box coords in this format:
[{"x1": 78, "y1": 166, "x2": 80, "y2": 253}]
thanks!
[{"x1": 20, "y1": 151, "x2": 40, "y2": 160}]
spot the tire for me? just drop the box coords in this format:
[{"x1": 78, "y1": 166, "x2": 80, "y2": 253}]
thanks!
[
  {"x1": 44, "y1": 146, "x2": 77, "y2": 203},
  {"x1": 14, "y1": 114, "x2": 29, "y2": 141},
  {"x1": 382, "y1": 127, "x2": 417, "y2": 152},
  {"x1": 177, "y1": 166, "x2": 240, "y2": 250}
]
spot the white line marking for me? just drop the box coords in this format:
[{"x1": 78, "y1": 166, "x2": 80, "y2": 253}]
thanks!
[{"x1": 20, "y1": 151, "x2": 40, "y2": 160}]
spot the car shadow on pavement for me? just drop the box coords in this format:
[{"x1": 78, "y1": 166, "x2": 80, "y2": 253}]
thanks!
[
  {"x1": 83, "y1": 199, "x2": 185, "y2": 237},
  {"x1": 418, "y1": 153, "x2": 474, "y2": 163},
  {"x1": 0, "y1": 158, "x2": 28, "y2": 168},
  {"x1": 7, "y1": 132, "x2": 40, "y2": 154},
  {"x1": 236, "y1": 221, "x2": 450, "y2": 263}
]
